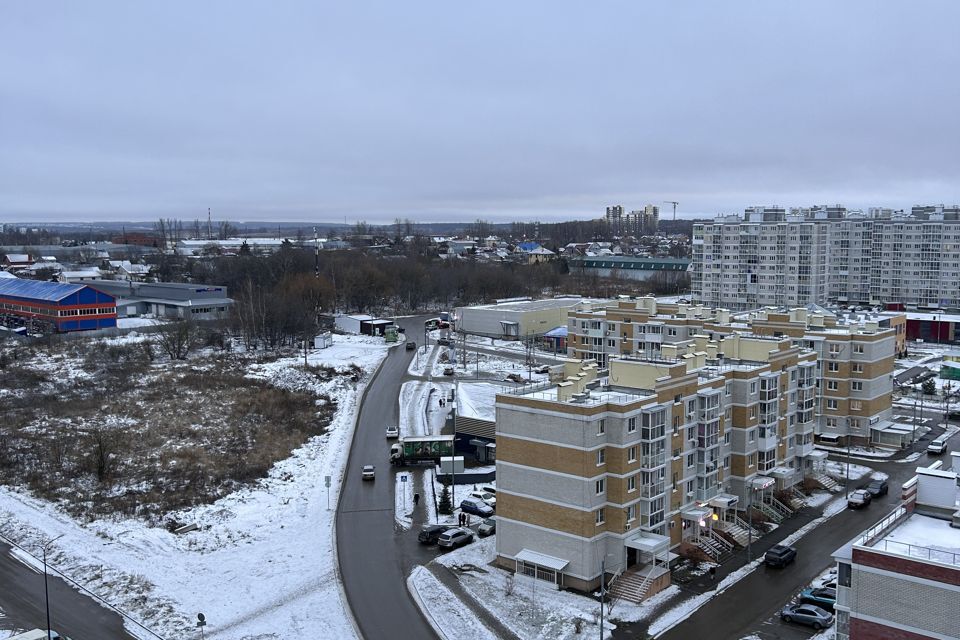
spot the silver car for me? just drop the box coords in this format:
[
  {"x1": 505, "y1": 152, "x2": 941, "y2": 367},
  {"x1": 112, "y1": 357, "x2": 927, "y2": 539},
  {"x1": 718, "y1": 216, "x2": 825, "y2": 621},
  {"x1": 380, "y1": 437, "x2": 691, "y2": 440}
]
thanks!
[
  {"x1": 478, "y1": 517, "x2": 496, "y2": 537},
  {"x1": 780, "y1": 603, "x2": 834, "y2": 630}
]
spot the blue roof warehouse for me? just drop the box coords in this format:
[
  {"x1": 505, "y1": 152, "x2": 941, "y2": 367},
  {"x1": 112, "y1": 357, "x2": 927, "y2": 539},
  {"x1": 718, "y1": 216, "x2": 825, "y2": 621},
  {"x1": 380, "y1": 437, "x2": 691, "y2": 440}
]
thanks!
[{"x1": 0, "y1": 279, "x2": 117, "y2": 333}]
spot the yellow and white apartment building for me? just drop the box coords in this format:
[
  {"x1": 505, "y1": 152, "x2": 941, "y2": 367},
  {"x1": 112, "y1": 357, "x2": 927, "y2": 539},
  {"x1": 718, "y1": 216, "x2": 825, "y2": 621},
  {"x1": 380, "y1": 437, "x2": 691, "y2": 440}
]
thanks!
[{"x1": 495, "y1": 333, "x2": 819, "y2": 595}]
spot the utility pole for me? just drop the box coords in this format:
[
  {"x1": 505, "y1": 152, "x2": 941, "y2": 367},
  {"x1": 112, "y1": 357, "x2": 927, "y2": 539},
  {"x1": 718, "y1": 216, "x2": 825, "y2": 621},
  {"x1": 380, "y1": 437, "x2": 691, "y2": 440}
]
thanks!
[
  {"x1": 599, "y1": 557, "x2": 606, "y2": 639},
  {"x1": 43, "y1": 534, "x2": 65, "y2": 640}
]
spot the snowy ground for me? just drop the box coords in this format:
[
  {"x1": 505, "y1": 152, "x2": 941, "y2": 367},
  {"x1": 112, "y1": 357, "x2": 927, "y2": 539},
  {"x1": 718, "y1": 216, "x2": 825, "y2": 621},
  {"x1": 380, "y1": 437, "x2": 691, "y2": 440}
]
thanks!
[
  {"x1": 0, "y1": 335, "x2": 390, "y2": 640},
  {"x1": 116, "y1": 317, "x2": 165, "y2": 329},
  {"x1": 399, "y1": 380, "x2": 451, "y2": 438},
  {"x1": 814, "y1": 444, "x2": 897, "y2": 458},
  {"x1": 824, "y1": 460, "x2": 874, "y2": 481},
  {"x1": 407, "y1": 567, "x2": 497, "y2": 640}
]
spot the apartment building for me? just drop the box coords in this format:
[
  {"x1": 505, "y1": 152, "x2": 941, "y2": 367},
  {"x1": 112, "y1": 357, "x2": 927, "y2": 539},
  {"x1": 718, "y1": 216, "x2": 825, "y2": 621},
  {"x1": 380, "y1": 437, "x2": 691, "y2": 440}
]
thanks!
[
  {"x1": 693, "y1": 204, "x2": 960, "y2": 311},
  {"x1": 567, "y1": 298, "x2": 901, "y2": 446},
  {"x1": 832, "y1": 461, "x2": 960, "y2": 640},
  {"x1": 495, "y1": 334, "x2": 817, "y2": 596}
]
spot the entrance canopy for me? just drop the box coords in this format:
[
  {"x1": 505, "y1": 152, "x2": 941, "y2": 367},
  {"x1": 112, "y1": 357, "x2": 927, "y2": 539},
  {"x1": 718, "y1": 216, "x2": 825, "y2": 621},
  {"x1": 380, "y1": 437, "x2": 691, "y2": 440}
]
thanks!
[
  {"x1": 750, "y1": 476, "x2": 776, "y2": 491},
  {"x1": 681, "y1": 505, "x2": 713, "y2": 522},
  {"x1": 515, "y1": 549, "x2": 569, "y2": 572},
  {"x1": 767, "y1": 466, "x2": 794, "y2": 479},
  {"x1": 624, "y1": 531, "x2": 670, "y2": 555},
  {"x1": 803, "y1": 450, "x2": 829, "y2": 461},
  {"x1": 709, "y1": 493, "x2": 740, "y2": 509}
]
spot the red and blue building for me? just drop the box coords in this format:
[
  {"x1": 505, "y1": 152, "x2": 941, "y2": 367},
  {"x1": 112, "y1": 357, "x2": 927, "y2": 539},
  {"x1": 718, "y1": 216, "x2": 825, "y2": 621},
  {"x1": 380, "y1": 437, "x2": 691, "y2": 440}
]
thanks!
[{"x1": 0, "y1": 279, "x2": 117, "y2": 333}]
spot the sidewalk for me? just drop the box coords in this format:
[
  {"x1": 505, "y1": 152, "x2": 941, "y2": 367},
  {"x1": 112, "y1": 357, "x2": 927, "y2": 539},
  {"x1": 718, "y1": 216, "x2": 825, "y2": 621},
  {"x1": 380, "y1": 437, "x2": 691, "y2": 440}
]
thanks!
[{"x1": 427, "y1": 563, "x2": 523, "y2": 640}]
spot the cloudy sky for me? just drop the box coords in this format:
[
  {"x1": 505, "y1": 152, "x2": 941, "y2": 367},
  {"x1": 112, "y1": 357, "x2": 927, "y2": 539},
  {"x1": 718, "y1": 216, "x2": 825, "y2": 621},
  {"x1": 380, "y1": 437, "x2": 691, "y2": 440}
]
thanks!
[{"x1": 2, "y1": 2, "x2": 959, "y2": 223}]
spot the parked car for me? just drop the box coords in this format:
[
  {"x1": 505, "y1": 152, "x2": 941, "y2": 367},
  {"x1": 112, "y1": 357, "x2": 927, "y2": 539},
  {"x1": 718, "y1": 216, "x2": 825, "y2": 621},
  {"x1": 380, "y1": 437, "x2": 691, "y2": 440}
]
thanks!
[
  {"x1": 459, "y1": 497, "x2": 494, "y2": 518},
  {"x1": 477, "y1": 517, "x2": 496, "y2": 537},
  {"x1": 865, "y1": 478, "x2": 888, "y2": 497},
  {"x1": 764, "y1": 544, "x2": 797, "y2": 568},
  {"x1": 504, "y1": 373, "x2": 525, "y2": 383},
  {"x1": 443, "y1": 366, "x2": 455, "y2": 376},
  {"x1": 361, "y1": 465, "x2": 376, "y2": 480},
  {"x1": 928, "y1": 439, "x2": 947, "y2": 454},
  {"x1": 480, "y1": 486, "x2": 497, "y2": 496},
  {"x1": 406, "y1": 341, "x2": 416, "y2": 351},
  {"x1": 468, "y1": 490, "x2": 496, "y2": 508},
  {"x1": 385, "y1": 424, "x2": 399, "y2": 439},
  {"x1": 418, "y1": 524, "x2": 454, "y2": 545},
  {"x1": 535, "y1": 365, "x2": 551, "y2": 374},
  {"x1": 799, "y1": 587, "x2": 837, "y2": 612},
  {"x1": 437, "y1": 527, "x2": 474, "y2": 550},
  {"x1": 780, "y1": 603, "x2": 834, "y2": 630},
  {"x1": 847, "y1": 489, "x2": 872, "y2": 509},
  {"x1": 811, "y1": 567, "x2": 837, "y2": 590},
  {"x1": 437, "y1": 337, "x2": 451, "y2": 346}
]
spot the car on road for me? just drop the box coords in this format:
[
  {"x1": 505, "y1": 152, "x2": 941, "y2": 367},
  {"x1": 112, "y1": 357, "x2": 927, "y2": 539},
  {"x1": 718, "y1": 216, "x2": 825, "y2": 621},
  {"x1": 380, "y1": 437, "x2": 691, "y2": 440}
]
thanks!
[
  {"x1": 361, "y1": 465, "x2": 376, "y2": 480},
  {"x1": 764, "y1": 544, "x2": 797, "y2": 568},
  {"x1": 437, "y1": 337, "x2": 451, "y2": 346},
  {"x1": 478, "y1": 517, "x2": 496, "y2": 537},
  {"x1": 865, "y1": 478, "x2": 888, "y2": 497},
  {"x1": 385, "y1": 424, "x2": 399, "y2": 439},
  {"x1": 928, "y1": 438, "x2": 947, "y2": 454},
  {"x1": 418, "y1": 524, "x2": 454, "y2": 545},
  {"x1": 799, "y1": 587, "x2": 837, "y2": 612},
  {"x1": 535, "y1": 365, "x2": 551, "y2": 374},
  {"x1": 459, "y1": 497, "x2": 495, "y2": 518},
  {"x1": 437, "y1": 526, "x2": 474, "y2": 550},
  {"x1": 443, "y1": 366, "x2": 455, "y2": 376},
  {"x1": 779, "y1": 603, "x2": 834, "y2": 630},
  {"x1": 848, "y1": 489, "x2": 872, "y2": 509},
  {"x1": 406, "y1": 341, "x2": 416, "y2": 351},
  {"x1": 468, "y1": 490, "x2": 496, "y2": 508}
]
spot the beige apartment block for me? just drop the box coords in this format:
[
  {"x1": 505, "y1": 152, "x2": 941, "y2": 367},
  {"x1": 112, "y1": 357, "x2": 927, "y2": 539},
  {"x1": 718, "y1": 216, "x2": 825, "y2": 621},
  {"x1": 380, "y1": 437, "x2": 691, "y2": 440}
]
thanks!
[
  {"x1": 495, "y1": 335, "x2": 818, "y2": 597},
  {"x1": 567, "y1": 297, "x2": 902, "y2": 447}
]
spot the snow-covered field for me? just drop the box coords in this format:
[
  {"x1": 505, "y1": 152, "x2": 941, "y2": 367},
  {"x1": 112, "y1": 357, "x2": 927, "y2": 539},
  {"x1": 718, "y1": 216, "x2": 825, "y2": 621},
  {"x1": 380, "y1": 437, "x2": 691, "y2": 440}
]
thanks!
[{"x1": 0, "y1": 335, "x2": 390, "y2": 640}]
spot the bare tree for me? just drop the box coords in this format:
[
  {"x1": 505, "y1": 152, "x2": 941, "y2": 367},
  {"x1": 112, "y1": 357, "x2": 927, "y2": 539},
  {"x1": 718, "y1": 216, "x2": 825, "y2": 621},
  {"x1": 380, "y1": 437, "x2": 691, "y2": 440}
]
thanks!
[{"x1": 156, "y1": 319, "x2": 197, "y2": 360}]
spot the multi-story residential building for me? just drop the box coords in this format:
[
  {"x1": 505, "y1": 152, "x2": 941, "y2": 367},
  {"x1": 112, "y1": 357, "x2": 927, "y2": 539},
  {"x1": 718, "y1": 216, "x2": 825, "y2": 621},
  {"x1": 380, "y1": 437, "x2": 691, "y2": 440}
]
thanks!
[
  {"x1": 567, "y1": 298, "x2": 903, "y2": 446},
  {"x1": 495, "y1": 334, "x2": 817, "y2": 597},
  {"x1": 832, "y1": 461, "x2": 960, "y2": 640},
  {"x1": 693, "y1": 204, "x2": 960, "y2": 311}
]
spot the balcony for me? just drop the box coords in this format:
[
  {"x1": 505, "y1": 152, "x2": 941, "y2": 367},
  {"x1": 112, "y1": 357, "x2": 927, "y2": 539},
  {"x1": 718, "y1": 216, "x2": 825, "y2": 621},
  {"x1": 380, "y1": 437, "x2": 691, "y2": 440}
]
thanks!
[
  {"x1": 640, "y1": 482, "x2": 666, "y2": 498},
  {"x1": 757, "y1": 433, "x2": 779, "y2": 451},
  {"x1": 696, "y1": 485, "x2": 720, "y2": 502},
  {"x1": 641, "y1": 452, "x2": 666, "y2": 468},
  {"x1": 795, "y1": 441, "x2": 814, "y2": 456}
]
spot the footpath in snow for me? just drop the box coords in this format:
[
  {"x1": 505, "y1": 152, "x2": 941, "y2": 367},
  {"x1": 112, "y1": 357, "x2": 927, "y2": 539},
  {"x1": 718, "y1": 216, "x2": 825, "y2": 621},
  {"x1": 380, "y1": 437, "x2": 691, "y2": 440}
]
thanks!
[{"x1": 0, "y1": 335, "x2": 390, "y2": 640}]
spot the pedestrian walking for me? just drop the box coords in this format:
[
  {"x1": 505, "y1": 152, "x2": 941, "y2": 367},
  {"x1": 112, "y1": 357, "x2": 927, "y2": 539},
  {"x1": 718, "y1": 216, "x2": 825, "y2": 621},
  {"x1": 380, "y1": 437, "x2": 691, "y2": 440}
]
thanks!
[
  {"x1": 413, "y1": 492, "x2": 420, "y2": 506},
  {"x1": 709, "y1": 566, "x2": 716, "y2": 581}
]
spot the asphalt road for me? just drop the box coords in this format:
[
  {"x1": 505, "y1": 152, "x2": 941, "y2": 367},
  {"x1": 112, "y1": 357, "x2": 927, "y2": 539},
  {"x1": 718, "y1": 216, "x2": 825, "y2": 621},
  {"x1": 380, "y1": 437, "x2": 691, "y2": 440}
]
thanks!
[
  {"x1": 0, "y1": 541, "x2": 134, "y2": 639},
  {"x1": 658, "y1": 436, "x2": 953, "y2": 640},
  {"x1": 336, "y1": 333, "x2": 438, "y2": 640}
]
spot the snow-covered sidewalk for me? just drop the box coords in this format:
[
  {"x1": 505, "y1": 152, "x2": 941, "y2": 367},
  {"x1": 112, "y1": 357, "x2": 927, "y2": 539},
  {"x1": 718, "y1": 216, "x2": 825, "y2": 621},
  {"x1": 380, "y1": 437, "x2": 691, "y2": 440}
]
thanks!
[{"x1": 0, "y1": 335, "x2": 390, "y2": 640}]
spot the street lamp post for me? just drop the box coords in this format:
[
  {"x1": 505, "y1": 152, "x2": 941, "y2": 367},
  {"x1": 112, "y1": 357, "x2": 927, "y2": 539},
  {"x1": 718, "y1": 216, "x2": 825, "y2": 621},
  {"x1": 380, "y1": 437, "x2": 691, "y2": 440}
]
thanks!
[
  {"x1": 43, "y1": 534, "x2": 65, "y2": 640},
  {"x1": 747, "y1": 486, "x2": 754, "y2": 562}
]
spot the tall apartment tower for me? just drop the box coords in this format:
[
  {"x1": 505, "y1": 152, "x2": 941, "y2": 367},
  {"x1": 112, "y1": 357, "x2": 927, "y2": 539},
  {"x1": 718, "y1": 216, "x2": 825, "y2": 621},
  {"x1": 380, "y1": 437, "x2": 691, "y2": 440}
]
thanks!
[
  {"x1": 693, "y1": 204, "x2": 960, "y2": 310},
  {"x1": 606, "y1": 205, "x2": 625, "y2": 235}
]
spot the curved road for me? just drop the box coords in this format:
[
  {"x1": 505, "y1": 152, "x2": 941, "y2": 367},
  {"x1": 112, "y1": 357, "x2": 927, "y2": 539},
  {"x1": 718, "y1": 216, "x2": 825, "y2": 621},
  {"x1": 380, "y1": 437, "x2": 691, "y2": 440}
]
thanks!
[{"x1": 337, "y1": 336, "x2": 438, "y2": 640}]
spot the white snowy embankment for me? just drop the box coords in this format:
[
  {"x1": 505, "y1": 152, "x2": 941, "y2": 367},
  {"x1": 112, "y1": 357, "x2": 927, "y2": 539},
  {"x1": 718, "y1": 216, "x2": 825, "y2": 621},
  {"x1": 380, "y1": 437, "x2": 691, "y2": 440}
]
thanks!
[
  {"x1": 0, "y1": 335, "x2": 390, "y2": 640},
  {"x1": 407, "y1": 567, "x2": 497, "y2": 640}
]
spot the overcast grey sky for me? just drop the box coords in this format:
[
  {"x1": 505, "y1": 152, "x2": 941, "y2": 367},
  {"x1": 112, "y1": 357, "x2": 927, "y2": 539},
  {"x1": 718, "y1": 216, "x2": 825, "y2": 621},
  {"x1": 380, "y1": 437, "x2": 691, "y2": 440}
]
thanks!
[{"x1": 2, "y1": 1, "x2": 959, "y2": 223}]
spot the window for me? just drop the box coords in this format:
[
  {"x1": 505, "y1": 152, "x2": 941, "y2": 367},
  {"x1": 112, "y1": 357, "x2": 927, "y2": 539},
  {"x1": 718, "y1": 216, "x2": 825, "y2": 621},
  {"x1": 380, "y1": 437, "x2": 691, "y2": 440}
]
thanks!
[
  {"x1": 853, "y1": 343, "x2": 864, "y2": 354},
  {"x1": 686, "y1": 453, "x2": 695, "y2": 468},
  {"x1": 748, "y1": 453, "x2": 756, "y2": 468},
  {"x1": 627, "y1": 446, "x2": 637, "y2": 462},
  {"x1": 828, "y1": 362, "x2": 839, "y2": 372},
  {"x1": 750, "y1": 382, "x2": 757, "y2": 394},
  {"x1": 627, "y1": 505, "x2": 636, "y2": 522},
  {"x1": 595, "y1": 479, "x2": 605, "y2": 495},
  {"x1": 595, "y1": 508, "x2": 605, "y2": 526},
  {"x1": 852, "y1": 363, "x2": 863, "y2": 373},
  {"x1": 627, "y1": 417, "x2": 637, "y2": 433},
  {"x1": 627, "y1": 475, "x2": 637, "y2": 492},
  {"x1": 829, "y1": 343, "x2": 842, "y2": 354},
  {"x1": 597, "y1": 419, "x2": 605, "y2": 436},
  {"x1": 838, "y1": 562, "x2": 851, "y2": 587},
  {"x1": 607, "y1": 339, "x2": 616, "y2": 347},
  {"x1": 827, "y1": 399, "x2": 838, "y2": 410},
  {"x1": 749, "y1": 405, "x2": 758, "y2": 419},
  {"x1": 827, "y1": 380, "x2": 838, "y2": 391},
  {"x1": 748, "y1": 429, "x2": 756, "y2": 442},
  {"x1": 667, "y1": 327, "x2": 678, "y2": 336},
  {"x1": 851, "y1": 400, "x2": 862, "y2": 411},
  {"x1": 851, "y1": 381, "x2": 863, "y2": 391},
  {"x1": 597, "y1": 449, "x2": 605, "y2": 466}
]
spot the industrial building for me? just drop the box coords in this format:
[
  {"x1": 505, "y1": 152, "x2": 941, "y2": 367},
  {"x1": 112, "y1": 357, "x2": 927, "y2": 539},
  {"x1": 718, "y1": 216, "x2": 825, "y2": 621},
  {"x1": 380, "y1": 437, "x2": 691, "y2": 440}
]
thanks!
[
  {"x1": 567, "y1": 256, "x2": 690, "y2": 283},
  {"x1": 0, "y1": 279, "x2": 117, "y2": 333},
  {"x1": 454, "y1": 297, "x2": 595, "y2": 340},
  {"x1": 86, "y1": 280, "x2": 232, "y2": 319}
]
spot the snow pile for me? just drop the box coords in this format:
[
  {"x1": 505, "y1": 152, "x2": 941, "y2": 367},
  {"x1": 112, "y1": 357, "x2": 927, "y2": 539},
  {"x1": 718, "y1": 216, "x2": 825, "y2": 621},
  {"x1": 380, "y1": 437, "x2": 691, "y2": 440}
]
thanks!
[
  {"x1": 407, "y1": 567, "x2": 497, "y2": 640},
  {"x1": 0, "y1": 334, "x2": 390, "y2": 640},
  {"x1": 457, "y1": 383, "x2": 501, "y2": 422}
]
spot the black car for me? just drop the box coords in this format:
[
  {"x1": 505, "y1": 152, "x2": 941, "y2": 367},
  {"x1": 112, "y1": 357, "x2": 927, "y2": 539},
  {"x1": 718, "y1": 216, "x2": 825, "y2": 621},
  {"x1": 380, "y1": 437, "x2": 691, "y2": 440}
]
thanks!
[
  {"x1": 418, "y1": 524, "x2": 454, "y2": 545},
  {"x1": 865, "y1": 478, "x2": 888, "y2": 497},
  {"x1": 406, "y1": 341, "x2": 416, "y2": 351},
  {"x1": 764, "y1": 544, "x2": 797, "y2": 568}
]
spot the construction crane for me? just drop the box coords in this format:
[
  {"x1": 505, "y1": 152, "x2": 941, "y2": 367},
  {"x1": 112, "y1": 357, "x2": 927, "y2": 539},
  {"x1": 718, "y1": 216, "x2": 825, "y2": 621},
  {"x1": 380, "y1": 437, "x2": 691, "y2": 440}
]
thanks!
[{"x1": 663, "y1": 201, "x2": 679, "y2": 221}]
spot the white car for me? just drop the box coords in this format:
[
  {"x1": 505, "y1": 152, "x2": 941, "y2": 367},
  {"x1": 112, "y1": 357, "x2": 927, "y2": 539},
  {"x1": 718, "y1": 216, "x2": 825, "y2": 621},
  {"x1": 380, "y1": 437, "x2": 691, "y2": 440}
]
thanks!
[
  {"x1": 361, "y1": 465, "x2": 376, "y2": 480},
  {"x1": 385, "y1": 425, "x2": 399, "y2": 439},
  {"x1": 468, "y1": 490, "x2": 496, "y2": 508},
  {"x1": 928, "y1": 439, "x2": 947, "y2": 454}
]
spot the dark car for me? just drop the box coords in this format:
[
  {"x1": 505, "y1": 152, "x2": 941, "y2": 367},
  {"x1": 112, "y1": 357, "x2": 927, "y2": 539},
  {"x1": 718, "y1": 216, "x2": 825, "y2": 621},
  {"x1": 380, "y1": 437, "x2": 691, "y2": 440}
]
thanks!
[
  {"x1": 459, "y1": 498, "x2": 494, "y2": 518},
  {"x1": 780, "y1": 603, "x2": 833, "y2": 630},
  {"x1": 437, "y1": 337, "x2": 451, "y2": 346},
  {"x1": 764, "y1": 544, "x2": 797, "y2": 568},
  {"x1": 406, "y1": 341, "x2": 416, "y2": 351},
  {"x1": 799, "y1": 587, "x2": 837, "y2": 612},
  {"x1": 418, "y1": 524, "x2": 454, "y2": 545},
  {"x1": 865, "y1": 478, "x2": 888, "y2": 497}
]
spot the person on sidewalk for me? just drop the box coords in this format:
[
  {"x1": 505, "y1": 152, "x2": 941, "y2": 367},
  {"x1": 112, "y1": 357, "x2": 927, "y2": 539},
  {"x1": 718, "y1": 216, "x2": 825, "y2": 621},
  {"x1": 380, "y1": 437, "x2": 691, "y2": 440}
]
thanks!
[{"x1": 709, "y1": 566, "x2": 716, "y2": 582}]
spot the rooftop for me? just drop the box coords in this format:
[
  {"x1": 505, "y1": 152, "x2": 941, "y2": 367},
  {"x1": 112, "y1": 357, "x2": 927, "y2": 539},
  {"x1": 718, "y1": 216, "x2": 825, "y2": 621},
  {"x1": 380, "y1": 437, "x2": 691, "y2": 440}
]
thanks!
[{"x1": 464, "y1": 297, "x2": 597, "y2": 313}]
